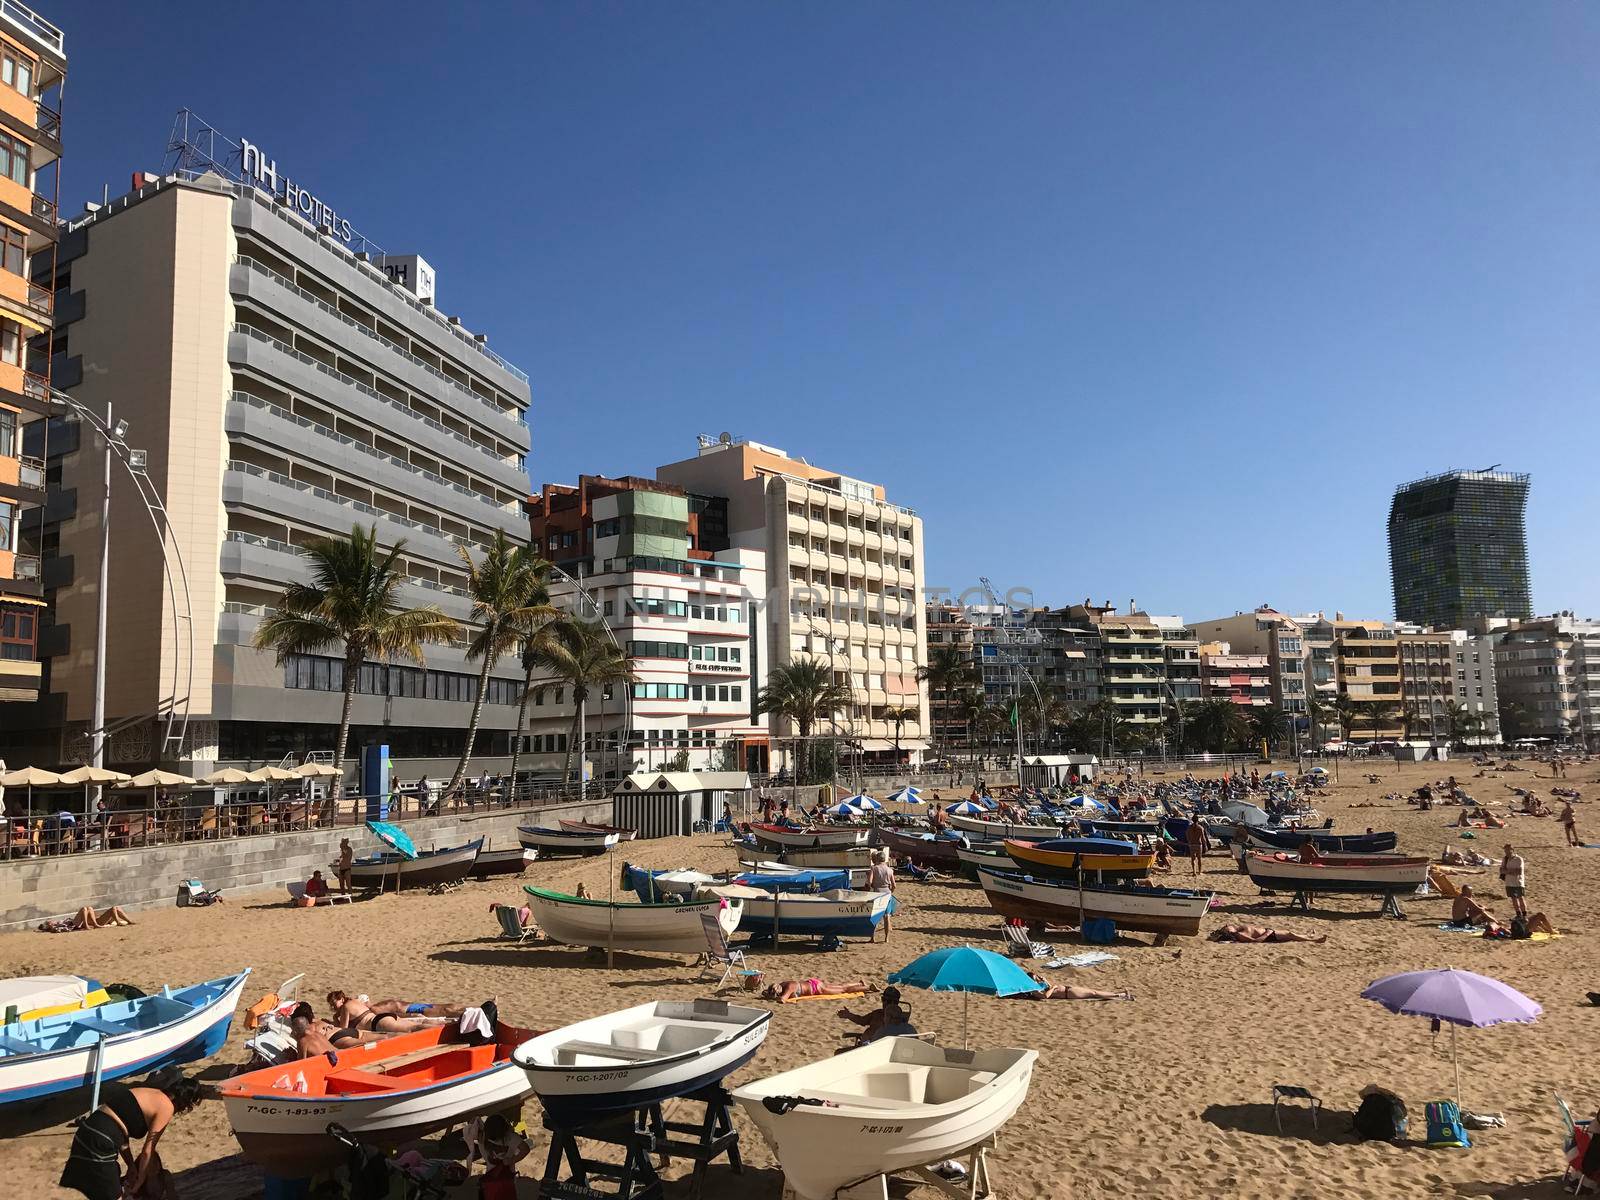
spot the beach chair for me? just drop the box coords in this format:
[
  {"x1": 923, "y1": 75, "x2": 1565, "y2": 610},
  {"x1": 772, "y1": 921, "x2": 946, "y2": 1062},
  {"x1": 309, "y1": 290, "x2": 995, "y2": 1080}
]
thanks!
[
  {"x1": 1001, "y1": 925, "x2": 1033, "y2": 957},
  {"x1": 696, "y1": 912, "x2": 750, "y2": 989},
  {"x1": 285, "y1": 882, "x2": 352, "y2": 907},
  {"x1": 494, "y1": 904, "x2": 538, "y2": 945},
  {"x1": 1560, "y1": 1095, "x2": 1598, "y2": 1193},
  {"x1": 1272, "y1": 1084, "x2": 1322, "y2": 1133}
]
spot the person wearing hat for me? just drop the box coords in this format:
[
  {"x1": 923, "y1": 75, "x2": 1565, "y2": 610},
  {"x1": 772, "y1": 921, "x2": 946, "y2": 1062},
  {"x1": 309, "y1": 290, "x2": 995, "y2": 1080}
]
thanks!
[{"x1": 838, "y1": 986, "x2": 903, "y2": 1043}]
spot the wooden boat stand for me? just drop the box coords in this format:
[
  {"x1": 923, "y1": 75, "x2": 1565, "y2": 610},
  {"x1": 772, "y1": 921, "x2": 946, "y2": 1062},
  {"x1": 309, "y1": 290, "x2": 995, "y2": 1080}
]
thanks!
[
  {"x1": 830, "y1": 1135, "x2": 998, "y2": 1200},
  {"x1": 1288, "y1": 889, "x2": 1406, "y2": 919},
  {"x1": 540, "y1": 1084, "x2": 741, "y2": 1200}
]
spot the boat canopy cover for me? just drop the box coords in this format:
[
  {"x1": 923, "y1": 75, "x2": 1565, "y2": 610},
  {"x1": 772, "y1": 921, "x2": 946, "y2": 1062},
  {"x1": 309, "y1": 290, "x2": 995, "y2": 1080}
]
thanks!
[
  {"x1": 736, "y1": 869, "x2": 851, "y2": 893},
  {"x1": 0, "y1": 975, "x2": 88, "y2": 1016}
]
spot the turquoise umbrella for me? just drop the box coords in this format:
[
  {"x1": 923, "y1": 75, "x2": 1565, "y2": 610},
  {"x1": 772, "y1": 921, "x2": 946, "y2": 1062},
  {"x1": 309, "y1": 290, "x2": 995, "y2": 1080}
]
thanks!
[
  {"x1": 366, "y1": 820, "x2": 417, "y2": 859},
  {"x1": 888, "y1": 945, "x2": 1044, "y2": 1046}
]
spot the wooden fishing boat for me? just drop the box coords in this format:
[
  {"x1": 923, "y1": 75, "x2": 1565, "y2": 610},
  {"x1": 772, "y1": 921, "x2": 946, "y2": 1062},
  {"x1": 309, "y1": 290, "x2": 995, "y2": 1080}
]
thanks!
[
  {"x1": 1080, "y1": 818, "x2": 1162, "y2": 838},
  {"x1": 736, "y1": 844, "x2": 875, "y2": 872},
  {"x1": 514, "y1": 998, "x2": 771, "y2": 1124},
  {"x1": 976, "y1": 867, "x2": 1212, "y2": 937},
  {"x1": 711, "y1": 885, "x2": 895, "y2": 940},
  {"x1": 0, "y1": 972, "x2": 249, "y2": 1106},
  {"x1": 469, "y1": 847, "x2": 538, "y2": 879},
  {"x1": 1243, "y1": 851, "x2": 1430, "y2": 895},
  {"x1": 0, "y1": 976, "x2": 111, "y2": 1025},
  {"x1": 1001, "y1": 837, "x2": 1154, "y2": 881},
  {"x1": 733, "y1": 1037, "x2": 1038, "y2": 1200},
  {"x1": 1244, "y1": 826, "x2": 1399, "y2": 854},
  {"x1": 523, "y1": 886, "x2": 741, "y2": 956},
  {"x1": 349, "y1": 837, "x2": 483, "y2": 891},
  {"x1": 622, "y1": 864, "x2": 857, "y2": 902},
  {"x1": 750, "y1": 823, "x2": 870, "y2": 851},
  {"x1": 517, "y1": 825, "x2": 619, "y2": 857},
  {"x1": 946, "y1": 813, "x2": 1064, "y2": 840},
  {"x1": 220, "y1": 1019, "x2": 542, "y2": 1172},
  {"x1": 560, "y1": 819, "x2": 639, "y2": 842},
  {"x1": 953, "y1": 842, "x2": 1010, "y2": 882},
  {"x1": 877, "y1": 825, "x2": 966, "y2": 868}
]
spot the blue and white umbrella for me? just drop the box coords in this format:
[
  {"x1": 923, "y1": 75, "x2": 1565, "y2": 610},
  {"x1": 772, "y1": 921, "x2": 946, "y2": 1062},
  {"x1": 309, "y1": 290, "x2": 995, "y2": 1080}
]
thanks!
[
  {"x1": 1064, "y1": 795, "x2": 1109, "y2": 813},
  {"x1": 946, "y1": 800, "x2": 986, "y2": 816},
  {"x1": 822, "y1": 800, "x2": 863, "y2": 818},
  {"x1": 888, "y1": 785, "x2": 923, "y2": 805},
  {"x1": 851, "y1": 795, "x2": 884, "y2": 812}
]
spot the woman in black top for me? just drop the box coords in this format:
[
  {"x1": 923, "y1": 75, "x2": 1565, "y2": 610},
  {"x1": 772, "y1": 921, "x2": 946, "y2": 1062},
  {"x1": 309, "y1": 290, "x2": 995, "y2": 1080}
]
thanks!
[{"x1": 60, "y1": 1076, "x2": 201, "y2": 1199}]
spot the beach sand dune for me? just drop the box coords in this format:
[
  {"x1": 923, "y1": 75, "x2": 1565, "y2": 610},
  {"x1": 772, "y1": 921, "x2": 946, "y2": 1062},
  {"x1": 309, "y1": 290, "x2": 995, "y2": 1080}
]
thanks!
[{"x1": 1, "y1": 758, "x2": 1594, "y2": 1198}]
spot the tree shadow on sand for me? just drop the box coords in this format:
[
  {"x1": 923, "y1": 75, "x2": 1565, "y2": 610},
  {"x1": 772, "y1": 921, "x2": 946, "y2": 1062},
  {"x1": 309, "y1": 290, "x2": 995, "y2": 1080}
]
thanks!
[{"x1": 1201, "y1": 1102, "x2": 1352, "y2": 1146}]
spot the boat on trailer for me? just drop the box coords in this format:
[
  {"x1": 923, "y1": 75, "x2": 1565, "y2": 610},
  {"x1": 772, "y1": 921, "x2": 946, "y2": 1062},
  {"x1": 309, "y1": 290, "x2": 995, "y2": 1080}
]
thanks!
[
  {"x1": 349, "y1": 838, "x2": 483, "y2": 891},
  {"x1": 711, "y1": 885, "x2": 895, "y2": 940},
  {"x1": 560, "y1": 819, "x2": 638, "y2": 842},
  {"x1": 733, "y1": 1037, "x2": 1038, "y2": 1200},
  {"x1": 1243, "y1": 851, "x2": 1430, "y2": 895},
  {"x1": 735, "y1": 844, "x2": 875, "y2": 872},
  {"x1": 953, "y1": 842, "x2": 1010, "y2": 882},
  {"x1": 522, "y1": 886, "x2": 741, "y2": 956},
  {"x1": 517, "y1": 825, "x2": 619, "y2": 857},
  {"x1": 0, "y1": 971, "x2": 250, "y2": 1106},
  {"x1": 1242, "y1": 826, "x2": 1399, "y2": 854},
  {"x1": 976, "y1": 867, "x2": 1213, "y2": 938},
  {"x1": 514, "y1": 998, "x2": 771, "y2": 1124},
  {"x1": 220, "y1": 1018, "x2": 542, "y2": 1173}
]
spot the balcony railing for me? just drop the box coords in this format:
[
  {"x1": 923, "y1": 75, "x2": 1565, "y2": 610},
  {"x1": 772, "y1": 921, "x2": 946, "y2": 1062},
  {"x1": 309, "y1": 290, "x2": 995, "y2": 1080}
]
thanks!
[
  {"x1": 223, "y1": 531, "x2": 472, "y2": 600},
  {"x1": 34, "y1": 100, "x2": 59, "y2": 141},
  {"x1": 0, "y1": 1, "x2": 63, "y2": 53},
  {"x1": 25, "y1": 282, "x2": 50, "y2": 314},
  {"x1": 30, "y1": 193, "x2": 55, "y2": 223},
  {"x1": 11, "y1": 552, "x2": 39, "y2": 579},
  {"x1": 21, "y1": 370, "x2": 46, "y2": 400},
  {"x1": 18, "y1": 453, "x2": 42, "y2": 488}
]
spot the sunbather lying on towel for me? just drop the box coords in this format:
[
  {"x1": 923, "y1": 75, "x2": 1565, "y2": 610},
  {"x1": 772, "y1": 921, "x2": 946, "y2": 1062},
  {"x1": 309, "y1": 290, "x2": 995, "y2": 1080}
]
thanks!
[
  {"x1": 1209, "y1": 924, "x2": 1326, "y2": 944},
  {"x1": 328, "y1": 989, "x2": 468, "y2": 1021},
  {"x1": 327, "y1": 991, "x2": 455, "y2": 1033},
  {"x1": 760, "y1": 976, "x2": 879, "y2": 1002},
  {"x1": 1018, "y1": 972, "x2": 1133, "y2": 1001},
  {"x1": 1482, "y1": 913, "x2": 1557, "y2": 939},
  {"x1": 38, "y1": 905, "x2": 136, "y2": 932}
]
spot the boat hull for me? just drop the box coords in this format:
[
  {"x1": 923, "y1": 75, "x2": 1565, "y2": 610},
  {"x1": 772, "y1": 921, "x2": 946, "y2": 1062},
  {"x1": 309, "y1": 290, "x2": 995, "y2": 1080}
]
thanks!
[
  {"x1": 721, "y1": 889, "x2": 895, "y2": 939},
  {"x1": 953, "y1": 843, "x2": 1009, "y2": 882},
  {"x1": 750, "y1": 824, "x2": 869, "y2": 850},
  {"x1": 0, "y1": 972, "x2": 249, "y2": 1106},
  {"x1": 1001, "y1": 838, "x2": 1153, "y2": 881},
  {"x1": 1245, "y1": 827, "x2": 1399, "y2": 854},
  {"x1": 524, "y1": 887, "x2": 740, "y2": 955},
  {"x1": 877, "y1": 826, "x2": 965, "y2": 867},
  {"x1": 733, "y1": 1038, "x2": 1038, "y2": 1200},
  {"x1": 560, "y1": 820, "x2": 639, "y2": 842},
  {"x1": 1243, "y1": 852, "x2": 1430, "y2": 894},
  {"x1": 1080, "y1": 819, "x2": 1161, "y2": 837},
  {"x1": 515, "y1": 999, "x2": 771, "y2": 1125},
  {"x1": 517, "y1": 826, "x2": 619, "y2": 856},
  {"x1": 349, "y1": 838, "x2": 483, "y2": 891},
  {"x1": 736, "y1": 845, "x2": 875, "y2": 871},
  {"x1": 976, "y1": 868, "x2": 1211, "y2": 937},
  {"x1": 470, "y1": 848, "x2": 537, "y2": 879},
  {"x1": 222, "y1": 1025, "x2": 541, "y2": 1173},
  {"x1": 947, "y1": 814, "x2": 1064, "y2": 840}
]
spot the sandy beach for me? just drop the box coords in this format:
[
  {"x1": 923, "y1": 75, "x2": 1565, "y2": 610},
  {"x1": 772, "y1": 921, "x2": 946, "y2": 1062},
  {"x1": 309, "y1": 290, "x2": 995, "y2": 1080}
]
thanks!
[{"x1": 1, "y1": 758, "x2": 1595, "y2": 1199}]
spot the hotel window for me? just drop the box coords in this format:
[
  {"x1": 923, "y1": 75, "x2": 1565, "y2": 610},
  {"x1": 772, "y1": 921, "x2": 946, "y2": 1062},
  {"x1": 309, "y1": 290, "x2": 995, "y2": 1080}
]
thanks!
[
  {"x1": 0, "y1": 605, "x2": 34, "y2": 660},
  {"x1": 0, "y1": 319, "x2": 19, "y2": 365},
  {"x1": 0, "y1": 224, "x2": 25, "y2": 276},
  {"x1": 0, "y1": 406, "x2": 13, "y2": 454},
  {"x1": 0, "y1": 133, "x2": 27, "y2": 186},
  {"x1": 0, "y1": 498, "x2": 14, "y2": 550},
  {"x1": 0, "y1": 50, "x2": 32, "y2": 98}
]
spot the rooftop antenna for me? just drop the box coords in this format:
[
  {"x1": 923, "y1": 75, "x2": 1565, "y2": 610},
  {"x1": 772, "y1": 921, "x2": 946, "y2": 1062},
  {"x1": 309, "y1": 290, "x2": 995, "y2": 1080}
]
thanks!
[{"x1": 718, "y1": 431, "x2": 732, "y2": 445}]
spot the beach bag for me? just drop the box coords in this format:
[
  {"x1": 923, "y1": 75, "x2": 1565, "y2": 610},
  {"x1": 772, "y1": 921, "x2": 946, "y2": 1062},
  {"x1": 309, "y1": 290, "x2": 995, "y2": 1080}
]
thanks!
[
  {"x1": 1425, "y1": 1100, "x2": 1471, "y2": 1149},
  {"x1": 1082, "y1": 918, "x2": 1116, "y2": 945},
  {"x1": 1353, "y1": 1089, "x2": 1408, "y2": 1142},
  {"x1": 1509, "y1": 916, "x2": 1531, "y2": 940}
]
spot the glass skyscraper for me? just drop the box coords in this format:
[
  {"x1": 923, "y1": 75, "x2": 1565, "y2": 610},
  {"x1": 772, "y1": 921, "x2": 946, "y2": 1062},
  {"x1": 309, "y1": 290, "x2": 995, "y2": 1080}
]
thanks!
[{"x1": 1388, "y1": 469, "x2": 1531, "y2": 629}]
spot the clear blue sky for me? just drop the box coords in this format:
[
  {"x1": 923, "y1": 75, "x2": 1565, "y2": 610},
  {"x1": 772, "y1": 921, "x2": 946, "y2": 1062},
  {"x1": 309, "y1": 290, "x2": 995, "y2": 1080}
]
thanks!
[{"x1": 52, "y1": 2, "x2": 1596, "y2": 621}]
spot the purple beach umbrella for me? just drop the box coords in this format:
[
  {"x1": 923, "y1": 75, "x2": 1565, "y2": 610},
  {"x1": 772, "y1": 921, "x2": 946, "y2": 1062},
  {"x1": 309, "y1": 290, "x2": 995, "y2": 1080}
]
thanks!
[{"x1": 1361, "y1": 968, "x2": 1541, "y2": 1106}]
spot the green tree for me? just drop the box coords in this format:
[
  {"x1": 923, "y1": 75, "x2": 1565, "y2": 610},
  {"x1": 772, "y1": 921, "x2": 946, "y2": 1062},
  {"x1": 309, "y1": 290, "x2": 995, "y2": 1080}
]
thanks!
[
  {"x1": 254, "y1": 524, "x2": 457, "y2": 806},
  {"x1": 1361, "y1": 700, "x2": 1400, "y2": 742},
  {"x1": 1250, "y1": 704, "x2": 1290, "y2": 750},
  {"x1": 883, "y1": 705, "x2": 916, "y2": 765},
  {"x1": 1332, "y1": 696, "x2": 1361, "y2": 741},
  {"x1": 1189, "y1": 699, "x2": 1249, "y2": 752},
  {"x1": 449, "y1": 531, "x2": 558, "y2": 795},
  {"x1": 1498, "y1": 700, "x2": 1533, "y2": 741},
  {"x1": 955, "y1": 688, "x2": 988, "y2": 766},
  {"x1": 506, "y1": 579, "x2": 564, "y2": 798},
  {"x1": 917, "y1": 648, "x2": 979, "y2": 763},
  {"x1": 758, "y1": 658, "x2": 854, "y2": 784},
  {"x1": 1306, "y1": 692, "x2": 1337, "y2": 747},
  {"x1": 531, "y1": 619, "x2": 636, "y2": 789}
]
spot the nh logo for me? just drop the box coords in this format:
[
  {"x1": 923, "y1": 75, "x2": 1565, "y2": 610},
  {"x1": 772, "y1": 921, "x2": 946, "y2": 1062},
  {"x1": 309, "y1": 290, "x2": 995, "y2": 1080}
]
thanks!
[{"x1": 240, "y1": 139, "x2": 279, "y2": 194}]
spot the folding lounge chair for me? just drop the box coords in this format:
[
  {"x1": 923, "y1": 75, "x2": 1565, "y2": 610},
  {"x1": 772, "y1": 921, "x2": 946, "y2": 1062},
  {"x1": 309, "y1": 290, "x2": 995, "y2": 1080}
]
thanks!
[
  {"x1": 696, "y1": 912, "x2": 751, "y2": 989},
  {"x1": 495, "y1": 904, "x2": 538, "y2": 945},
  {"x1": 1560, "y1": 1094, "x2": 1598, "y2": 1194}
]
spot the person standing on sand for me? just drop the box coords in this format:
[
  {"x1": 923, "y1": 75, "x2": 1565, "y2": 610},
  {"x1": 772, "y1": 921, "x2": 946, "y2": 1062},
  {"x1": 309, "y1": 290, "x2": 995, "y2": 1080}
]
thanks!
[
  {"x1": 1561, "y1": 801, "x2": 1581, "y2": 847},
  {"x1": 1185, "y1": 818, "x2": 1210, "y2": 875},
  {"x1": 336, "y1": 837, "x2": 354, "y2": 893},
  {"x1": 1499, "y1": 844, "x2": 1528, "y2": 920},
  {"x1": 868, "y1": 849, "x2": 895, "y2": 942}
]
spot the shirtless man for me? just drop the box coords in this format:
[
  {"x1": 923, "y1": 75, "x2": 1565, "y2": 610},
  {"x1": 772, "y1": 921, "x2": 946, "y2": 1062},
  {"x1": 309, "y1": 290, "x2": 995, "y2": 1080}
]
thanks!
[
  {"x1": 1185, "y1": 819, "x2": 1210, "y2": 876},
  {"x1": 1449, "y1": 885, "x2": 1494, "y2": 927},
  {"x1": 336, "y1": 838, "x2": 354, "y2": 893},
  {"x1": 287, "y1": 1001, "x2": 385, "y2": 1061},
  {"x1": 326, "y1": 991, "x2": 453, "y2": 1034},
  {"x1": 1210, "y1": 924, "x2": 1327, "y2": 944}
]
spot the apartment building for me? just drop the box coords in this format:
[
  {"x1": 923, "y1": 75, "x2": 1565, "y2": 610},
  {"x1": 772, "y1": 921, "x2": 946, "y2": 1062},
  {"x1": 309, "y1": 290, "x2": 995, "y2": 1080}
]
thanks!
[
  {"x1": 527, "y1": 475, "x2": 769, "y2": 777},
  {"x1": 1028, "y1": 606, "x2": 1101, "y2": 705},
  {"x1": 1485, "y1": 613, "x2": 1599, "y2": 747},
  {"x1": 0, "y1": 1, "x2": 62, "y2": 708},
  {"x1": 1156, "y1": 616, "x2": 1202, "y2": 709},
  {"x1": 1190, "y1": 607, "x2": 1310, "y2": 718},
  {"x1": 1301, "y1": 614, "x2": 1404, "y2": 741},
  {"x1": 1197, "y1": 644, "x2": 1271, "y2": 707},
  {"x1": 1394, "y1": 626, "x2": 1501, "y2": 743},
  {"x1": 1066, "y1": 603, "x2": 1167, "y2": 726},
  {"x1": 656, "y1": 437, "x2": 927, "y2": 765},
  {"x1": 924, "y1": 598, "x2": 976, "y2": 751},
  {"x1": 14, "y1": 155, "x2": 531, "y2": 773}
]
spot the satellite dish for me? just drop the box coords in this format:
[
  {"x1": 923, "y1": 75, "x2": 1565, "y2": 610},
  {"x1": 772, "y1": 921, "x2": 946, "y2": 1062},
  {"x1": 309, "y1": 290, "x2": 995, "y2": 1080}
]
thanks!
[{"x1": 718, "y1": 432, "x2": 732, "y2": 444}]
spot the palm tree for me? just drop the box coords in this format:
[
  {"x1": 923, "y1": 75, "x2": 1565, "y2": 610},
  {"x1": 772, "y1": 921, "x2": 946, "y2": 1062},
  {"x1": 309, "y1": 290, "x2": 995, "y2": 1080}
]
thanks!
[
  {"x1": 1442, "y1": 701, "x2": 1484, "y2": 746},
  {"x1": 532, "y1": 619, "x2": 635, "y2": 789},
  {"x1": 917, "y1": 648, "x2": 978, "y2": 764},
  {"x1": 954, "y1": 688, "x2": 988, "y2": 767},
  {"x1": 254, "y1": 524, "x2": 457, "y2": 806},
  {"x1": 883, "y1": 705, "x2": 916, "y2": 765},
  {"x1": 758, "y1": 658, "x2": 854, "y2": 783},
  {"x1": 1306, "y1": 693, "x2": 1337, "y2": 748},
  {"x1": 506, "y1": 598, "x2": 565, "y2": 799},
  {"x1": 1190, "y1": 699, "x2": 1249, "y2": 753},
  {"x1": 1361, "y1": 700, "x2": 1400, "y2": 742},
  {"x1": 1498, "y1": 700, "x2": 1533, "y2": 741},
  {"x1": 1332, "y1": 696, "x2": 1361, "y2": 742},
  {"x1": 1250, "y1": 704, "x2": 1290, "y2": 751},
  {"x1": 448, "y1": 532, "x2": 559, "y2": 796}
]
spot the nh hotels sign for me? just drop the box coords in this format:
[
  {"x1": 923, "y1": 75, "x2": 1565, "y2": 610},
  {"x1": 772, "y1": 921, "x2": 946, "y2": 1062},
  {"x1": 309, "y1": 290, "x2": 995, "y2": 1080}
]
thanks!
[{"x1": 240, "y1": 137, "x2": 354, "y2": 243}]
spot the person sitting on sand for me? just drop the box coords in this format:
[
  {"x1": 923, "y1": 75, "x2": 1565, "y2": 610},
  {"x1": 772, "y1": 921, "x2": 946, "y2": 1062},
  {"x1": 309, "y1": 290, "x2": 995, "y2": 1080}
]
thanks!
[
  {"x1": 1483, "y1": 912, "x2": 1557, "y2": 939},
  {"x1": 329, "y1": 992, "x2": 451, "y2": 1034},
  {"x1": 1152, "y1": 840, "x2": 1172, "y2": 873},
  {"x1": 1210, "y1": 924, "x2": 1327, "y2": 944},
  {"x1": 1018, "y1": 972, "x2": 1134, "y2": 1001},
  {"x1": 40, "y1": 905, "x2": 136, "y2": 932},
  {"x1": 1448, "y1": 885, "x2": 1495, "y2": 928},
  {"x1": 860, "y1": 1001, "x2": 918, "y2": 1044},
  {"x1": 287, "y1": 1001, "x2": 386, "y2": 1061},
  {"x1": 761, "y1": 976, "x2": 878, "y2": 1003},
  {"x1": 838, "y1": 986, "x2": 902, "y2": 1041},
  {"x1": 328, "y1": 990, "x2": 467, "y2": 1023}
]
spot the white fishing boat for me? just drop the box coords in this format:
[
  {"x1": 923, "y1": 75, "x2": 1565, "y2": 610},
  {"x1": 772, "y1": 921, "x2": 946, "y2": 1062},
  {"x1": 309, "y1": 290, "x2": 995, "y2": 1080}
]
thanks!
[
  {"x1": 976, "y1": 868, "x2": 1213, "y2": 937},
  {"x1": 517, "y1": 825, "x2": 620, "y2": 856},
  {"x1": 522, "y1": 886, "x2": 740, "y2": 956},
  {"x1": 0, "y1": 975, "x2": 110, "y2": 1025},
  {"x1": 513, "y1": 998, "x2": 771, "y2": 1124},
  {"x1": 736, "y1": 844, "x2": 875, "y2": 872},
  {"x1": 733, "y1": 1037, "x2": 1038, "y2": 1200},
  {"x1": 348, "y1": 837, "x2": 483, "y2": 891},
  {"x1": 711, "y1": 886, "x2": 895, "y2": 940},
  {"x1": 559, "y1": 819, "x2": 639, "y2": 842},
  {"x1": 1243, "y1": 851, "x2": 1431, "y2": 894},
  {"x1": 946, "y1": 813, "x2": 1063, "y2": 840},
  {"x1": 750, "y1": 823, "x2": 870, "y2": 851},
  {"x1": 220, "y1": 1019, "x2": 542, "y2": 1172}
]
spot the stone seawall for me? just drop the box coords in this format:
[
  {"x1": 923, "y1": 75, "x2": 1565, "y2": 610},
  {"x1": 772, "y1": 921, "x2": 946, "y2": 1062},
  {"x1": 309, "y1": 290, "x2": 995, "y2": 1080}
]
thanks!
[{"x1": 0, "y1": 798, "x2": 616, "y2": 930}]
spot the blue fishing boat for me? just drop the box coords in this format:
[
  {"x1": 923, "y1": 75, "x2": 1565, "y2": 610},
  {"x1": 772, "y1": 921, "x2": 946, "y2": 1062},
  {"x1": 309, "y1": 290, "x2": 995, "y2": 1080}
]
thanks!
[
  {"x1": 621, "y1": 863, "x2": 856, "y2": 904},
  {"x1": 0, "y1": 971, "x2": 250, "y2": 1105},
  {"x1": 1244, "y1": 826, "x2": 1399, "y2": 854},
  {"x1": 711, "y1": 885, "x2": 896, "y2": 940}
]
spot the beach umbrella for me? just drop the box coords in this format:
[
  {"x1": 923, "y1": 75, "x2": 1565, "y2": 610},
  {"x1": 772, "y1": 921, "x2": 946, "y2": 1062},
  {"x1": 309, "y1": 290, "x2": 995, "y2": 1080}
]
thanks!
[
  {"x1": 58, "y1": 765, "x2": 132, "y2": 786},
  {"x1": 366, "y1": 820, "x2": 418, "y2": 859},
  {"x1": 888, "y1": 785, "x2": 923, "y2": 805},
  {"x1": 118, "y1": 769, "x2": 197, "y2": 788},
  {"x1": 889, "y1": 945, "x2": 1045, "y2": 1046},
  {"x1": 246, "y1": 766, "x2": 300, "y2": 783},
  {"x1": 202, "y1": 767, "x2": 255, "y2": 785},
  {"x1": 852, "y1": 795, "x2": 884, "y2": 812},
  {"x1": 294, "y1": 762, "x2": 340, "y2": 778},
  {"x1": 0, "y1": 766, "x2": 66, "y2": 822},
  {"x1": 1360, "y1": 968, "x2": 1541, "y2": 1107},
  {"x1": 1064, "y1": 795, "x2": 1109, "y2": 813},
  {"x1": 946, "y1": 800, "x2": 986, "y2": 816},
  {"x1": 822, "y1": 800, "x2": 862, "y2": 818}
]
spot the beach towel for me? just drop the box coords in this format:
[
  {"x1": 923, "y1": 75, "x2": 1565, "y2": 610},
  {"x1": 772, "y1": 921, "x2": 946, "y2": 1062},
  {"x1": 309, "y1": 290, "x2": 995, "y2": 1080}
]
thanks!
[
  {"x1": 783, "y1": 991, "x2": 865, "y2": 1004},
  {"x1": 1425, "y1": 1100, "x2": 1471, "y2": 1149},
  {"x1": 1437, "y1": 923, "x2": 1482, "y2": 934},
  {"x1": 1053, "y1": 951, "x2": 1118, "y2": 968}
]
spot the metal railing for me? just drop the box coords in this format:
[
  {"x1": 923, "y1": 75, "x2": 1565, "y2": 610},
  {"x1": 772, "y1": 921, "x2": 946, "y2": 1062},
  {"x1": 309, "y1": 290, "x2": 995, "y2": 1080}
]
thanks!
[
  {"x1": 229, "y1": 389, "x2": 520, "y2": 516},
  {"x1": 34, "y1": 99, "x2": 59, "y2": 141},
  {"x1": 25, "y1": 281, "x2": 50, "y2": 314},
  {"x1": 223, "y1": 529, "x2": 474, "y2": 601},
  {"x1": 11, "y1": 551, "x2": 39, "y2": 579},
  {"x1": 0, "y1": 0, "x2": 63, "y2": 53},
  {"x1": 0, "y1": 778, "x2": 601, "y2": 862},
  {"x1": 30, "y1": 192, "x2": 54, "y2": 223},
  {"x1": 18, "y1": 454, "x2": 42, "y2": 488}
]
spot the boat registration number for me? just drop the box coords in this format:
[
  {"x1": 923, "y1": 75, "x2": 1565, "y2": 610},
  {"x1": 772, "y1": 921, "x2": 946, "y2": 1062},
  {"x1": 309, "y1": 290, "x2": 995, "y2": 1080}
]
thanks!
[
  {"x1": 859, "y1": 1122, "x2": 904, "y2": 1135},
  {"x1": 244, "y1": 1103, "x2": 342, "y2": 1117}
]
